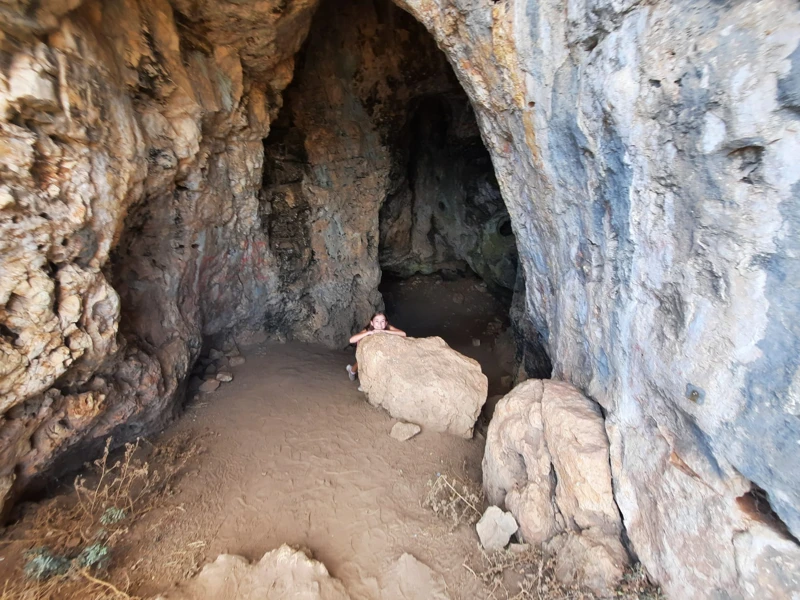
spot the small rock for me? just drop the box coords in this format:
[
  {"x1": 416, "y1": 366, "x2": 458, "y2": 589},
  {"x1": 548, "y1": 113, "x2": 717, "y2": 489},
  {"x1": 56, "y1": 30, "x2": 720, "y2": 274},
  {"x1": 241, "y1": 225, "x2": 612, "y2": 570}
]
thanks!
[
  {"x1": 452, "y1": 293, "x2": 464, "y2": 304},
  {"x1": 472, "y1": 338, "x2": 481, "y2": 347},
  {"x1": 216, "y1": 372, "x2": 233, "y2": 383},
  {"x1": 477, "y1": 506, "x2": 518, "y2": 551},
  {"x1": 390, "y1": 422, "x2": 421, "y2": 441},
  {"x1": 204, "y1": 364, "x2": 217, "y2": 376},
  {"x1": 209, "y1": 348, "x2": 225, "y2": 360},
  {"x1": 199, "y1": 379, "x2": 220, "y2": 393},
  {"x1": 226, "y1": 347, "x2": 241, "y2": 357},
  {"x1": 229, "y1": 356, "x2": 246, "y2": 367},
  {"x1": 215, "y1": 357, "x2": 229, "y2": 369}
]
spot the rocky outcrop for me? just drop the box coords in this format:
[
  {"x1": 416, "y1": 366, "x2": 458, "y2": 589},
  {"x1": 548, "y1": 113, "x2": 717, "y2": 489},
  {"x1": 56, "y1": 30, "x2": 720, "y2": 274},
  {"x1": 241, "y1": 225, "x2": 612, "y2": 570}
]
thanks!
[
  {"x1": 356, "y1": 334, "x2": 487, "y2": 438},
  {"x1": 154, "y1": 545, "x2": 351, "y2": 600},
  {"x1": 0, "y1": 0, "x2": 318, "y2": 509},
  {"x1": 483, "y1": 380, "x2": 627, "y2": 594},
  {"x1": 397, "y1": 0, "x2": 800, "y2": 597},
  {"x1": 260, "y1": 0, "x2": 514, "y2": 343},
  {"x1": 2, "y1": 0, "x2": 800, "y2": 597}
]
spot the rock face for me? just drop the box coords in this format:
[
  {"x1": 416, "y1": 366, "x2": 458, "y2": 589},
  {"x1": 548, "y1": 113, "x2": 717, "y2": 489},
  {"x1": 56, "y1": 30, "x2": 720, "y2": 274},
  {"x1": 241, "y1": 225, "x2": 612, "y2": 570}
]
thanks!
[
  {"x1": 396, "y1": 0, "x2": 800, "y2": 597},
  {"x1": 153, "y1": 545, "x2": 350, "y2": 600},
  {"x1": 2, "y1": 0, "x2": 800, "y2": 596},
  {"x1": 0, "y1": 0, "x2": 320, "y2": 510},
  {"x1": 483, "y1": 380, "x2": 627, "y2": 593},
  {"x1": 356, "y1": 335, "x2": 487, "y2": 438}
]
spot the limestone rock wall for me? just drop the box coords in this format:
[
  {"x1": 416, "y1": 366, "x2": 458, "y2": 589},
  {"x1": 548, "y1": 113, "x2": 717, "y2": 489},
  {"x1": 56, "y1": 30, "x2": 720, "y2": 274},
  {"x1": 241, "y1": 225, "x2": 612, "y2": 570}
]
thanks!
[
  {"x1": 0, "y1": 0, "x2": 318, "y2": 508},
  {"x1": 260, "y1": 0, "x2": 508, "y2": 342},
  {"x1": 378, "y1": 93, "x2": 518, "y2": 293},
  {"x1": 2, "y1": 0, "x2": 800, "y2": 597},
  {"x1": 396, "y1": 0, "x2": 800, "y2": 597}
]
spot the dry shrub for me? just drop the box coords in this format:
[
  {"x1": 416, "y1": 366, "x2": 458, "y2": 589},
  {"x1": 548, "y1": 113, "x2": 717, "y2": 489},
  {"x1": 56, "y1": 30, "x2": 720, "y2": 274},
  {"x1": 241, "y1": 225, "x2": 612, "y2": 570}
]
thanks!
[
  {"x1": 0, "y1": 433, "x2": 202, "y2": 600},
  {"x1": 465, "y1": 546, "x2": 664, "y2": 600},
  {"x1": 423, "y1": 473, "x2": 484, "y2": 531}
]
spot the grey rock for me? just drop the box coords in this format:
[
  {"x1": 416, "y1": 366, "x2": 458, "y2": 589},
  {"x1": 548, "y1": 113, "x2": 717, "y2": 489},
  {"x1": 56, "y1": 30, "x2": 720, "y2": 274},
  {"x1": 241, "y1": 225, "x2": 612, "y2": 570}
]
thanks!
[
  {"x1": 209, "y1": 349, "x2": 225, "y2": 360},
  {"x1": 476, "y1": 506, "x2": 518, "y2": 552},
  {"x1": 199, "y1": 380, "x2": 220, "y2": 393},
  {"x1": 229, "y1": 356, "x2": 246, "y2": 367},
  {"x1": 215, "y1": 372, "x2": 233, "y2": 383},
  {"x1": 390, "y1": 422, "x2": 421, "y2": 441}
]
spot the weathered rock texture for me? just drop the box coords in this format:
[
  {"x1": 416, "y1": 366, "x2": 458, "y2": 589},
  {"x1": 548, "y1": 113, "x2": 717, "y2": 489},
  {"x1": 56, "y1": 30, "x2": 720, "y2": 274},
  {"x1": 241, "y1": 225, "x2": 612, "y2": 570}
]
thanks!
[
  {"x1": 154, "y1": 545, "x2": 351, "y2": 600},
  {"x1": 483, "y1": 380, "x2": 628, "y2": 593},
  {"x1": 2, "y1": 0, "x2": 800, "y2": 596},
  {"x1": 378, "y1": 93, "x2": 517, "y2": 293},
  {"x1": 394, "y1": 0, "x2": 800, "y2": 597},
  {"x1": 356, "y1": 334, "x2": 487, "y2": 438},
  {"x1": 0, "y1": 0, "x2": 319, "y2": 510},
  {"x1": 260, "y1": 0, "x2": 513, "y2": 343}
]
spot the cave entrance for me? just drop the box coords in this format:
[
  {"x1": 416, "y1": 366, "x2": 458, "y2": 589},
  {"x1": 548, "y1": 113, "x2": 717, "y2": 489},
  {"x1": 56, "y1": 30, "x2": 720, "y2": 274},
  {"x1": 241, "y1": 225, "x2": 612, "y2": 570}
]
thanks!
[
  {"x1": 377, "y1": 90, "x2": 521, "y2": 397},
  {"x1": 257, "y1": 0, "x2": 546, "y2": 395}
]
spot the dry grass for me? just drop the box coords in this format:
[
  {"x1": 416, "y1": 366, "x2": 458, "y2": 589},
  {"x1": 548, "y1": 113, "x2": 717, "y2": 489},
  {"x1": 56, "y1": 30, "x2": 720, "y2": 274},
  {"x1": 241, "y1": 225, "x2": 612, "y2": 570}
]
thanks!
[
  {"x1": 422, "y1": 473, "x2": 484, "y2": 531},
  {"x1": 464, "y1": 546, "x2": 665, "y2": 600},
  {"x1": 421, "y1": 474, "x2": 663, "y2": 600},
  {"x1": 0, "y1": 433, "x2": 202, "y2": 600}
]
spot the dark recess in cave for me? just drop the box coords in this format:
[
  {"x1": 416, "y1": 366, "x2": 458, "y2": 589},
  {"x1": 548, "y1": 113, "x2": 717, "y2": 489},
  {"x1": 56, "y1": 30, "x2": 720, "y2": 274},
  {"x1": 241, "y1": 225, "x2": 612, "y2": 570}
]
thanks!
[{"x1": 258, "y1": 0, "x2": 552, "y2": 380}]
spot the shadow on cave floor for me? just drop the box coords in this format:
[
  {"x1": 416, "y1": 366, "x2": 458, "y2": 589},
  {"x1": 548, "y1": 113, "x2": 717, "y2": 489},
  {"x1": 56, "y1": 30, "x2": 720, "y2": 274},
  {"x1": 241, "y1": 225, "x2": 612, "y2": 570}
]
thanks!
[{"x1": 380, "y1": 270, "x2": 516, "y2": 401}]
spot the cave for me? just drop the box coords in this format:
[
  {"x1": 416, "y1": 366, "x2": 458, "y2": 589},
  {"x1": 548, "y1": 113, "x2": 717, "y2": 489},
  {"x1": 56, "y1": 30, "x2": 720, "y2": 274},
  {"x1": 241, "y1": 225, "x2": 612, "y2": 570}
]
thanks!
[
  {"x1": 257, "y1": 0, "x2": 551, "y2": 398},
  {"x1": 1, "y1": 0, "x2": 799, "y2": 598}
]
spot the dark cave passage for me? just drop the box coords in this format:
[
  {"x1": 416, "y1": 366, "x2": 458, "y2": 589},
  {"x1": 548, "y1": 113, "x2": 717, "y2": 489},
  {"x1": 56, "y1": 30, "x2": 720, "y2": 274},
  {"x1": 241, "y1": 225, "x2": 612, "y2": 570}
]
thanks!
[{"x1": 255, "y1": 0, "x2": 552, "y2": 385}]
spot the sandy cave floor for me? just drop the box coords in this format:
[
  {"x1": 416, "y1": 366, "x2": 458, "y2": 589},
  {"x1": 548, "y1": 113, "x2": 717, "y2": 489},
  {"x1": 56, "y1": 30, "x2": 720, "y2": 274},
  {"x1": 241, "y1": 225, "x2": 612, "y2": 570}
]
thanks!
[{"x1": 1, "y1": 273, "x2": 517, "y2": 598}]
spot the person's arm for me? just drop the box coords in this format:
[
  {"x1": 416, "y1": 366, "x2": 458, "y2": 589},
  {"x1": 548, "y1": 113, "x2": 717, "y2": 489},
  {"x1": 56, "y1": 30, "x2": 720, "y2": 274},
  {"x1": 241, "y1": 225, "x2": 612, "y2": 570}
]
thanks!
[
  {"x1": 386, "y1": 325, "x2": 407, "y2": 337},
  {"x1": 349, "y1": 329, "x2": 372, "y2": 344}
]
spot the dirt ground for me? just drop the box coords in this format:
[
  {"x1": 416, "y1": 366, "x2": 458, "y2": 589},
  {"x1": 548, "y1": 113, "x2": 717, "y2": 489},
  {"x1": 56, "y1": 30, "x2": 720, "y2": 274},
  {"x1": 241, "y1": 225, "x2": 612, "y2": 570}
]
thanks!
[{"x1": 1, "y1": 273, "x2": 516, "y2": 599}]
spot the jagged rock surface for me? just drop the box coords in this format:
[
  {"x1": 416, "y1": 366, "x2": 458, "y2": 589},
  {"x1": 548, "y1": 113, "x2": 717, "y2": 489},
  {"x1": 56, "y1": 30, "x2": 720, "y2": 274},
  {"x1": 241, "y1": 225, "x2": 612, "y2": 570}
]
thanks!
[
  {"x1": 356, "y1": 334, "x2": 487, "y2": 438},
  {"x1": 1, "y1": 0, "x2": 799, "y2": 597},
  {"x1": 0, "y1": 0, "x2": 318, "y2": 510},
  {"x1": 398, "y1": 0, "x2": 800, "y2": 597},
  {"x1": 153, "y1": 545, "x2": 351, "y2": 600},
  {"x1": 483, "y1": 380, "x2": 628, "y2": 594}
]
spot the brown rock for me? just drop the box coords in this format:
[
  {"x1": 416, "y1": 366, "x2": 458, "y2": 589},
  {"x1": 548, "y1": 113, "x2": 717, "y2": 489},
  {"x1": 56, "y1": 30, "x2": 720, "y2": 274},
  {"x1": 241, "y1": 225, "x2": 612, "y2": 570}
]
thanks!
[
  {"x1": 483, "y1": 380, "x2": 627, "y2": 593},
  {"x1": 390, "y1": 422, "x2": 421, "y2": 441},
  {"x1": 357, "y1": 335, "x2": 487, "y2": 438},
  {"x1": 199, "y1": 380, "x2": 220, "y2": 393}
]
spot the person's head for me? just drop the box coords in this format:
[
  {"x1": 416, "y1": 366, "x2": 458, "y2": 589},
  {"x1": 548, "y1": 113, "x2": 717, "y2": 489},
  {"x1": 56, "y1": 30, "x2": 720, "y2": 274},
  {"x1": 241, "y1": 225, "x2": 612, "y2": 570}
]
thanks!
[{"x1": 367, "y1": 312, "x2": 389, "y2": 331}]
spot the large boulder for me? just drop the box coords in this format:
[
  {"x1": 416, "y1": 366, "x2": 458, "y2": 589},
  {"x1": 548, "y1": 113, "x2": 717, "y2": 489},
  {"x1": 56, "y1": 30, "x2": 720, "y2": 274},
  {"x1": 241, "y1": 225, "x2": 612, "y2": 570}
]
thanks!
[
  {"x1": 154, "y1": 545, "x2": 350, "y2": 600},
  {"x1": 356, "y1": 335, "x2": 487, "y2": 438},
  {"x1": 483, "y1": 380, "x2": 628, "y2": 594}
]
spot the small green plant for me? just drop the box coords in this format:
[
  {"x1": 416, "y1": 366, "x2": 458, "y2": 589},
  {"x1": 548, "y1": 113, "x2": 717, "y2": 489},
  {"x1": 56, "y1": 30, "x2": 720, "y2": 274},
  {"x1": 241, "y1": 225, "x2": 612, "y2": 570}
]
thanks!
[
  {"x1": 22, "y1": 548, "x2": 70, "y2": 581},
  {"x1": 1, "y1": 432, "x2": 202, "y2": 600},
  {"x1": 75, "y1": 543, "x2": 111, "y2": 570},
  {"x1": 100, "y1": 507, "x2": 127, "y2": 525}
]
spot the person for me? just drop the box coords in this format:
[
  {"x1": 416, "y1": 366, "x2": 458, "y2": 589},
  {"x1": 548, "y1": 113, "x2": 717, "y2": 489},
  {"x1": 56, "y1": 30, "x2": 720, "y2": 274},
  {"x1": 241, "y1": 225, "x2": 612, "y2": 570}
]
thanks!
[{"x1": 346, "y1": 312, "x2": 406, "y2": 381}]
